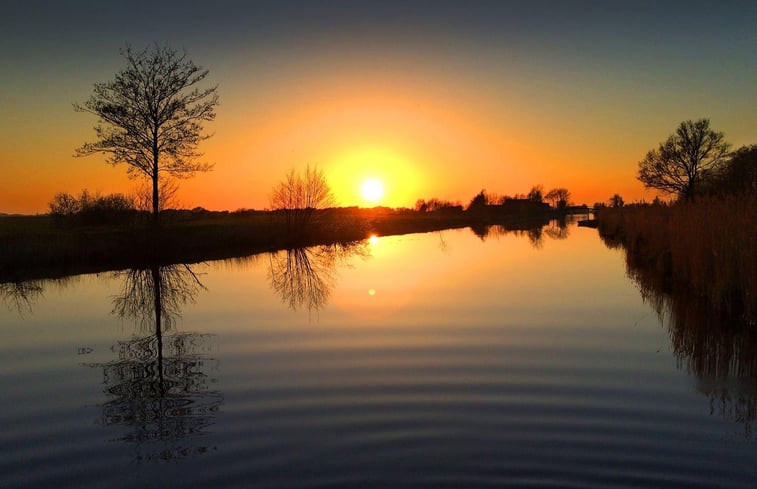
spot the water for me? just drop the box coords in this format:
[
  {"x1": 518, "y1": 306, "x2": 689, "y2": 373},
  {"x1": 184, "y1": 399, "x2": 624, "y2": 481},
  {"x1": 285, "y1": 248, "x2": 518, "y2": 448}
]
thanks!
[{"x1": 1, "y1": 222, "x2": 755, "y2": 488}]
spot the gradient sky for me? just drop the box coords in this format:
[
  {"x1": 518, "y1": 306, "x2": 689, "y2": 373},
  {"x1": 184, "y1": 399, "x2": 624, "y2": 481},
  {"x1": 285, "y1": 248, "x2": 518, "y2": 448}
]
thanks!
[{"x1": 2, "y1": 0, "x2": 755, "y2": 214}]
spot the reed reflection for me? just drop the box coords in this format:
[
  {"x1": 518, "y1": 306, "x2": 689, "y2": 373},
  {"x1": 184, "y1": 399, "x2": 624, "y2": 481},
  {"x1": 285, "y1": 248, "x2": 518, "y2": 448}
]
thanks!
[
  {"x1": 87, "y1": 264, "x2": 223, "y2": 461},
  {"x1": 268, "y1": 242, "x2": 368, "y2": 312},
  {"x1": 613, "y1": 239, "x2": 757, "y2": 437}
]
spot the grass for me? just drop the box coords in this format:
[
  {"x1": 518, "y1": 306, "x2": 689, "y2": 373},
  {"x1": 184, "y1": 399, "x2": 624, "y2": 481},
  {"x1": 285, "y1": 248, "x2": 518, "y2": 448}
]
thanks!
[
  {"x1": 0, "y1": 206, "x2": 555, "y2": 282},
  {"x1": 597, "y1": 193, "x2": 756, "y2": 323}
]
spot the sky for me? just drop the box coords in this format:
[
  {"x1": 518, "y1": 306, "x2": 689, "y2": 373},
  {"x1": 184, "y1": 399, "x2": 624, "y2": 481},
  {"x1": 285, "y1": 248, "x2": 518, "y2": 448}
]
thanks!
[{"x1": 1, "y1": 0, "x2": 755, "y2": 214}]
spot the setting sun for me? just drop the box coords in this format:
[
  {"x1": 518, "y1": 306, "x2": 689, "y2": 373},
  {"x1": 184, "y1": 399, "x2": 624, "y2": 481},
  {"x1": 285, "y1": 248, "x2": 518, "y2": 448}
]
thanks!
[{"x1": 360, "y1": 179, "x2": 385, "y2": 204}]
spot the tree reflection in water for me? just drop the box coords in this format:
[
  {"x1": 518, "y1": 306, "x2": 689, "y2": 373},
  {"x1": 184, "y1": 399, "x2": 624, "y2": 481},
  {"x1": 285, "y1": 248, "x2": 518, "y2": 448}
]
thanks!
[
  {"x1": 625, "y1": 248, "x2": 757, "y2": 438},
  {"x1": 87, "y1": 264, "x2": 223, "y2": 462},
  {"x1": 268, "y1": 242, "x2": 368, "y2": 313},
  {"x1": 467, "y1": 217, "x2": 566, "y2": 249},
  {"x1": 0, "y1": 280, "x2": 44, "y2": 315}
]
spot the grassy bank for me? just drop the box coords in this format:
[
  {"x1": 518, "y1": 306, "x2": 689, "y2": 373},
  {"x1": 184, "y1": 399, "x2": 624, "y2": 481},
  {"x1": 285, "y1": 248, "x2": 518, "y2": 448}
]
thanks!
[
  {"x1": 597, "y1": 194, "x2": 756, "y2": 323},
  {"x1": 0, "y1": 206, "x2": 553, "y2": 282}
]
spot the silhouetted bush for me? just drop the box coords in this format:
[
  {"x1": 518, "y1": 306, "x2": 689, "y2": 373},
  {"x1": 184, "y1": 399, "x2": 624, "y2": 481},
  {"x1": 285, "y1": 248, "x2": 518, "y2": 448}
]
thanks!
[
  {"x1": 414, "y1": 198, "x2": 462, "y2": 213},
  {"x1": 48, "y1": 190, "x2": 139, "y2": 226},
  {"x1": 466, "y1": 190, "x2": 488, "y2": 212}
]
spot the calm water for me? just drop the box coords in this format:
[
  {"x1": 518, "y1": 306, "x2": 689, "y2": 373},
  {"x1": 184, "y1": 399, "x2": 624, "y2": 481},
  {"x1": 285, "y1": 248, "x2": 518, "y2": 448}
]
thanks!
[{"x1": 1, "y1": 222, "x2": 755, "y2": 488}]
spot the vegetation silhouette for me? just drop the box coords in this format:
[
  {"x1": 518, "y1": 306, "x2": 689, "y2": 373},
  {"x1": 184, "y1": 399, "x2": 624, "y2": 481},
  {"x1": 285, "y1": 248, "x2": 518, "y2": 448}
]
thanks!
[
  {"x1": 609, "y1": 193, "x2": 624, "y2": 208},
  {"x1": 270, "y1": 164, "x2": 335, "y2": 238},
  {"x1": 268, "y1": 242, "x2": 368, "y2": 313},
  {"x1": 527, "y1": 185, "x2": 544, "y2": 203},
  {"x1": 49, "y1": 189, "x2": 139, "y2": 226},
  {"x1": 85, "y1": 264, "x2": 222, "y2": 462},
  {"x1": 3, "y1": 174, "x2": 584, "y2": 283},
  {"x1": 696, "y1": 144, "x2": 757, "y2": 197},
  {"x1": 637, "y1": 118, "x2": 729, "y2": 201},
  {"x1": 598, "y1": 197, "x2": 755, "y2": 322},
  {"x1": 544, "y1": 187, "x2": 571, "y2": 209},
  {"x1": 74, "y1": 44, "x2": 218, "y2": 223},
  {"x1": 597, "y1": 121, "x2": 756, "y2": 321}
]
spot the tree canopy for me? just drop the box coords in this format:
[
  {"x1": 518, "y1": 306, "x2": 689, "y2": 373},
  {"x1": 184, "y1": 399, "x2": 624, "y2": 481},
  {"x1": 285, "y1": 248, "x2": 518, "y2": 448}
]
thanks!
[
  {"x1": 545, "y1": 188, "x2": 570, "y2": 209},
  {"x1": 637, "y1": 119, "x2": 729, "y2": 201},
  {"x1": 75, "y1": 44, "x2": 219, "y2": 220}
]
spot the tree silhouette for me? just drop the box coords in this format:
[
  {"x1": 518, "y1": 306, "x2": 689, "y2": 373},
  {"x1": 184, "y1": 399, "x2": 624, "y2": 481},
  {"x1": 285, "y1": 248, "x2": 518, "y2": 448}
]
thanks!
[
  {"x1": 270, "y1": 164, "x2": 335, "y2": 235},
  {"x1": 466, "y1": 189, "x2": 488, "y2": 212},
  {"x1": 637, "y1": 119, "x2": 729, "y2": 201},
  {"x1": 527, "y1": 185, "x2": 544, "y2": 203},
  {"x1": 545, "y1": 188, "x2": 570, "y2": 209},
  {"x1": 75, "y1": 44, "x2": 219, "y2": 223},
  {"x1": 609, "y1": 193, "x2": 624, "y2": 208},
  {"x1": 715, "y1": 145, "x2": 757, "y2": 196}
]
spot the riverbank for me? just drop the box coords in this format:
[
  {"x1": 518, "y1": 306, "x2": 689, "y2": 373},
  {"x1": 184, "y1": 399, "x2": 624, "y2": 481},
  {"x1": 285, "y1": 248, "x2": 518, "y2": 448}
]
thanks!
[
  {"x1": 596, "y1": 194, "x2": 756, "y2": 324},
  {"x1": 0, "y1": 206, "x2": 556, "y2": 282}
]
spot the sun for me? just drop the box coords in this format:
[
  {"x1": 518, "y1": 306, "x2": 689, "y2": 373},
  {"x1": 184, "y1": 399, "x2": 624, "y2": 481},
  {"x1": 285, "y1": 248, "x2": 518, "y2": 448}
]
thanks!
[{"x1": 360, "y1": 179, "x2": 385, "y2": 204}]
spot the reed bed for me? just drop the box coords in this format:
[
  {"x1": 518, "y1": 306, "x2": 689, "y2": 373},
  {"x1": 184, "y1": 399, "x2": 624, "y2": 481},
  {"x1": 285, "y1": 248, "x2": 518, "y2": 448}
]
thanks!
[{"x1": 598, "y1": 193, "x2": 757, "y2": 323}]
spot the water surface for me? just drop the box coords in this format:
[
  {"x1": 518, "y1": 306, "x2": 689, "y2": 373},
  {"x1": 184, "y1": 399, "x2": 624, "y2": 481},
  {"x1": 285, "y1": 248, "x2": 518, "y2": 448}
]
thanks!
[{"x1": 1, "y1": 222, "x2": 755, "y2": 488}]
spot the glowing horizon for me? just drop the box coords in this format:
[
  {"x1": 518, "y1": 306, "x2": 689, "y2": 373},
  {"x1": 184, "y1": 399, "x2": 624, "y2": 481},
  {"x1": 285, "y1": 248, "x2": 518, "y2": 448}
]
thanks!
[{"x1": 1, "y1": 2, "x2": 755, "y2": 214}]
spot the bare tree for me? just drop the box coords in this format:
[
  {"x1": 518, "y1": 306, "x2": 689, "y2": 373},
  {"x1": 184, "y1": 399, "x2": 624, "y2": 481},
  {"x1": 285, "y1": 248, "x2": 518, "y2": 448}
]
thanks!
[
  {"x1": 637, "y1": 119, "x2": 729, "y2": 201},
  {"x1": 527, "y1": 185, "x2": 544, "y2": 203},
  {"x1": 270, "y1": 164, "x2": 335, "y2": 233},
  {"x1": 545, "y1": 188, "x2": 571, "y2": 209},
  {"x1": 74, "y1": 44, "x2": 219, "y2": 223}
]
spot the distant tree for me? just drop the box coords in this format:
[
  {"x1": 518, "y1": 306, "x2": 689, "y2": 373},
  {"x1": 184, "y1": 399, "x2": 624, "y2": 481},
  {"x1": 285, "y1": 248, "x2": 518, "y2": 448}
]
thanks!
[
  {"x1": 48, "y1": 189, "x2": 135, "y2": 225},
  {"x1": 545, "y1": 188, "x2": 571, "y2": 209},
  {"x1": 48, "y1": 192, "x2": 80, "y2": 217},
  {"x1": 271, "y1": 164, "x2": 335, "y2": 233},
  {"x1": 74, "y1": 44, "x2": 219, "y2": 223},
  {"x1": 466, "y1": 189, "x2": 488, "y2": 212},
  {"x1": 609, "y1": 193, "x2": 624, "y2": 208},
  {"x1": 527, "y1": 185, "x2": 544, "y2": 203},
  {"x1": 637, "y1": 118, "x2": 729, "y2": 201}
]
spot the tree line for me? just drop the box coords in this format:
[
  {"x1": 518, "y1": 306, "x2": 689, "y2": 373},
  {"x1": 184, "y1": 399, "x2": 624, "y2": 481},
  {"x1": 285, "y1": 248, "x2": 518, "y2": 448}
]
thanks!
[{"x1": 71, "y1": 45, "x2": 753, "y2": 229}]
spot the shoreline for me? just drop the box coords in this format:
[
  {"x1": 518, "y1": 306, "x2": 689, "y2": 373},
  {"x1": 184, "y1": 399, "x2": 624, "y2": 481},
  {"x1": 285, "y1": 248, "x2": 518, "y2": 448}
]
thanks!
[{"x1": 0, "y1": 207, "x2": 563, "y2": 283}]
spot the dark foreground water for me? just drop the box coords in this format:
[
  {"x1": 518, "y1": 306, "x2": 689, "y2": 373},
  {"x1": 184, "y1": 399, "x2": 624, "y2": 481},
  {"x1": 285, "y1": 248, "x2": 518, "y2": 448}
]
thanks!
[{"x1": 1, "y1": 222, "x2": 755, "y2": 488}]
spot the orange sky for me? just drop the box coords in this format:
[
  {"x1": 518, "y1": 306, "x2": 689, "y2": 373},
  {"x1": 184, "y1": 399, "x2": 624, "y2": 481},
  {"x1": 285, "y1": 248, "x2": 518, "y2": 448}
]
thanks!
[{"x1": 2, "y1": 2, "x2": 755, "y2": 214}]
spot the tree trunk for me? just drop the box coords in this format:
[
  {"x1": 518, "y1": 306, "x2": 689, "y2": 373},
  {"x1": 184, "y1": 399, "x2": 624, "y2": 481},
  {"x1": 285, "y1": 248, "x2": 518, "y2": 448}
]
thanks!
[
  {"x1": 152, "y1": 142, "x2": 160, "y2": 226},
  {"x1": 152, "y1": 175, "x2": 159, "y2": 221}
]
